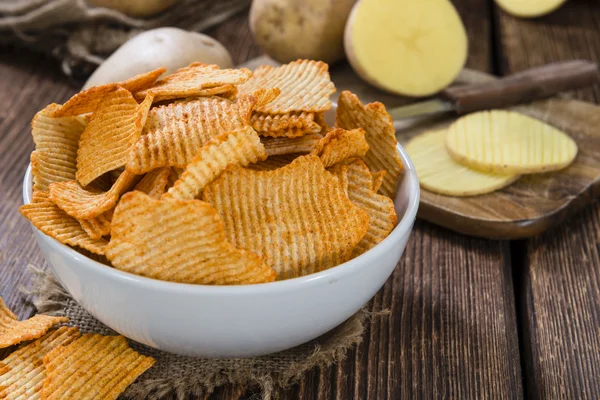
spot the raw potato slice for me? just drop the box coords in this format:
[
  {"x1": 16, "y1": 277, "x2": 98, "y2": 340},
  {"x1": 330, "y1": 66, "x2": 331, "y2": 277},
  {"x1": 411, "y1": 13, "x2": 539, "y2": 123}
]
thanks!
[
  {"x1": 128, "y1": 96, "x2": 255, "y2": 173},
  {"x1": 407, "y1": 130, "x2": 519, "y2": 196},
  {"x1": 76, "y1": 88, "x2": 153, "y2": 186},
  {"x1": 163, "y1": 127, "x2": 267, "y2": 200},
  {"x1": 106, "y1": 192, "x2": 276, "y2": 284},
  {"x1": 330, "y1": 159, "x2": 398, "y2": 256},
  {"x1": 42, "y1": 334, "x2": 155, "y2": 400},
  {"x1": 310, "y1": 128, "x2": 369, "y2": 167},
  {"x1": 49, "y1": 171, "x2": 139, "y2": 220},
  {"x1": 202, "y1": 155, "x2": 370, "y2": 279},
  {"x1": 30, "y1": 104, "x2": 88, "y2": 191},
  {"x1": 19, "y1": 191, "x2": 108, "y2": 255},
  {"x1": 336, "y1": 91, "x2": 403, "y2": 198},
  {"x1": 134, "y1": 167, "x2": 171, "y2": 199},
  {"x1": 79, "y1": 210, "x2": 113, "y2": 240},
  {"x1": 446, "y1": 110, "x2": 578, "y2": 174},
  {"x1": 0, "y1": 296, "x2": 69, "y2": 348},
  {"x1": 135, "y1": 63, "x2": 252, "y2": 102},
  {"x1": 51, "y1": 68, "x2": 165, "y2": 118},
  {"x1": 0, "y1": 327, "x2": 80, "y2": 399},
  {"x1": 344, "y1": 0, "x2": 468, "y2": 97},
  {"x1": 495, "y1": 0, "x2": 566, "y2": 17},
  {"x1": 262, "y1": 134, "x2": 323, "y2": 156},
  {"x1": 237, "y1": 60, "x2": 336, "y2": 113}
]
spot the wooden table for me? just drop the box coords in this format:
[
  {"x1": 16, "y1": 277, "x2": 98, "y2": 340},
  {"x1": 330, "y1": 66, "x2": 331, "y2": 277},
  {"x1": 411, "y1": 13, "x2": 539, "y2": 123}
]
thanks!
[{"x1": 1, "y1": 2, "x2": 600, "y2": 398}]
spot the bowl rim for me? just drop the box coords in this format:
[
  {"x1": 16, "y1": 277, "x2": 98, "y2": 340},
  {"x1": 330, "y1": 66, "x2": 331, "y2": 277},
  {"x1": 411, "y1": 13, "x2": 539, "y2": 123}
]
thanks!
[{"x1": 23, "y1": 144, "x2": 419, "y2": 295}]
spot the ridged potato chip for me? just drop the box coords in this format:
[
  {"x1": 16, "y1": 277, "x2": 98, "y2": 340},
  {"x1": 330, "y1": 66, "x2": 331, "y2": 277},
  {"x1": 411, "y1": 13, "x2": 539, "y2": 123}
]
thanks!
[
  {"x1": 42, "y1": 334, "x2": 155, "y2": 400},
  {"x1": 372, "y1": 170, "x2": 386, "y2": 193},
  {"x1": 106, "y1": 192, "x2": 276, "y2": 284},
  {"x1": 135, "y1": 63, "x2": 252, "y2": 102},
  {"x1": 446, "y1": 110, "x2": 578, "y2": 174},
  {"x1": 247, "y1": 153, "x2": 303, "y2": 171},
  {"x1": 408, "y1": 130, "x2": 520, "y2": 196},
  {"x1": 203, "y1": 155, "x2": 369, "y2": 279},
  {"x1": 336, "y1": 91, "x2": 403, "y2": 198},
  {"x1": 19, "y1": 191, "x2": 108, "y2": 255},
  {"x1": 262, "y1": 134, "x2": 323, "y2": 156},
  {"x1": 238, "y1": 60, "x2": 336, "y2": 114},
  {"x1": 330, "y1": 159, "x2": 397, "y2": 256},
  {"x1": 314, "y1": 112, "x2": 329, "y2": 132},
  {"x1": 251, "y1": 111, "x2": 321, "y2": 134},
  {"x1": 30, "y1": 104, "x2": 88, "y2": 191},
  {"x1": 51, "y1": 68, "x2": 165, "y2": 118},
  {"x1": 134, "y1": 167, "x2": 171, "y2": 199},
  {"x1": 128, "y1": 96, "x2": 256, "y2": 174},
  {"x1": 79, "y1": 210, "x2": 113, "y2": 240},
  {"x1": 0, "y1": 327, "x2": 80, "y2": 399},
  {"x1": 163, "y1": 127, "x2": 266, "y2": 200},
  {"x1": 251, "y1": 87, "x2": 281, "y2": 107},
  {"x1": 49, "y1": 171, "x2": 139, "y2": 220},
  {"x1": 310, "y1": 128, "x2": 369, "y2": 167},
  {"x1": 76, "y1": 88, "x2": 153, "y2": 186},
  {"x1": 0, "y1": 296, "x2": 69, "y2": 349}
]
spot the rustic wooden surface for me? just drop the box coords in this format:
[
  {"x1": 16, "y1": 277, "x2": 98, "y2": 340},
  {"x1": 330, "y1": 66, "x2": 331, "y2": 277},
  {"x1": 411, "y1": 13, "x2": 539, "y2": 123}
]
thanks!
[{"x1": 0, "y1": 1, "x2": 598, "y2": 399}]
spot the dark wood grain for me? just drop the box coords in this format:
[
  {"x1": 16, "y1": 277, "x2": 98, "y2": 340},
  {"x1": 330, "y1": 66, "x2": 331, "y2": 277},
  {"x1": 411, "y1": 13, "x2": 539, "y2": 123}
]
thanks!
[
  {"x1": 496, "y1": 1, "x2": 600, "y2": 398},
  {"x1": 0, "y1": 3, "x2": 523, "y2": 399}
]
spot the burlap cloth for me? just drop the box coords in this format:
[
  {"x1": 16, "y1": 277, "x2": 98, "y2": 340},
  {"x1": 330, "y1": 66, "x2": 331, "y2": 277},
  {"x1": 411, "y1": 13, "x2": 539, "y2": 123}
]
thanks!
[
  {"x1": 24, "y1": 266, "x2": 372, "y2": 400},
  {"x1": 0, "y1": 0, "x2": 250, "y2": 77}
]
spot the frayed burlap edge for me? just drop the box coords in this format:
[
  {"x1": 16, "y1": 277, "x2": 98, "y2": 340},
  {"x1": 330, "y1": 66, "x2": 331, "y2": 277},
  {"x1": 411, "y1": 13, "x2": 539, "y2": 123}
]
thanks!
[{"x1": 24, "y1": 265, "x2": 373, "y2": 400}]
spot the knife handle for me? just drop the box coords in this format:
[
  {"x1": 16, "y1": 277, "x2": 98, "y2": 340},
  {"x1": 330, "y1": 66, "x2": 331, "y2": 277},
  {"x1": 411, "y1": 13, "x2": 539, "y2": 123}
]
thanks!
[{"x1": 442, "y1": 60, "x2": 599, "y2": 114}]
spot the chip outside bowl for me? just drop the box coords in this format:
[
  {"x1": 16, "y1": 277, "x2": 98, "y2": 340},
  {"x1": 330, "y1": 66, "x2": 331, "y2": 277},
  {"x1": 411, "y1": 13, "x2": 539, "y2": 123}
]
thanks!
[{"x1": 21, "y1": 144, "x2": 419, "y2": 358}]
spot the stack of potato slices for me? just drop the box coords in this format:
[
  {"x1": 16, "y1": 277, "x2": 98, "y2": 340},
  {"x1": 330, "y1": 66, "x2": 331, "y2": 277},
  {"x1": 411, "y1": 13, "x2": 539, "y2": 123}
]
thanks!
[{"x1": 20, "y1": 60, "x2": 404, "y2": 285}]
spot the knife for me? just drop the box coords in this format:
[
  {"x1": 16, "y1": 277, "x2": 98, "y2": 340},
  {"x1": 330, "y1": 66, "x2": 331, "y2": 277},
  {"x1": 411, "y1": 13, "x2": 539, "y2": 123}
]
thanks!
[{"x1": 387, "y1": 60, "x2": 599, "y2": 121}]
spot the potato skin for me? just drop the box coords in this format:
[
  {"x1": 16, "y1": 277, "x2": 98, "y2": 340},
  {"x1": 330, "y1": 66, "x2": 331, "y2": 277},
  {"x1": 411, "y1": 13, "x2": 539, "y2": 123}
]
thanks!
[
  {"x1": 250, "y1": 0, "x2": 356, "y2": 64},
  {"x1": 87, "y1": 0, "x2": 178, "y2": 17}
]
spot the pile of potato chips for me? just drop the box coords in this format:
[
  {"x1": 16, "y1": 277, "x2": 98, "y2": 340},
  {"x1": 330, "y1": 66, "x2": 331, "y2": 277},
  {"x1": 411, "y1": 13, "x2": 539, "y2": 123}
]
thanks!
[
  {"x1": 406, "y1": 110, "x2": 578, "y2": 197},
  {"x1": 0, "y1": 296, "x2": 154, "y2": 399},
  {"x1": 20, "y1": 60, "x2": 404, "y2": 285}
]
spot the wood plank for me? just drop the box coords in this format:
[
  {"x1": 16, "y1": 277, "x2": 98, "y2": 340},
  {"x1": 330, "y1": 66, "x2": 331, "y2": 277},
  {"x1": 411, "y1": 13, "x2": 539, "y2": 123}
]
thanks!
[{"x1": 496, "y1": 2, "x2": 600, "y2": 398}]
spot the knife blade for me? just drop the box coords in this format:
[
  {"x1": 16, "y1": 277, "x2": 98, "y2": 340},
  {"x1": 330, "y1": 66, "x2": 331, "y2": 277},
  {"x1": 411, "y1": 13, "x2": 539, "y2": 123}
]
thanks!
[{"x1": 385, "y1": 59, "x2": 599, "y2": 121}]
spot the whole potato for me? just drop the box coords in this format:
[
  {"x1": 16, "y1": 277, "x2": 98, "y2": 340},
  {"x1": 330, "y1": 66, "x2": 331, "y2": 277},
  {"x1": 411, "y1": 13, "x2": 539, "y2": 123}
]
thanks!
[
  {"x1": 83, "y1": 28, "x2": 233, "y2": 90},
  {"x1": 250, "y1": 0, "x2": 356, "y2": 65}
]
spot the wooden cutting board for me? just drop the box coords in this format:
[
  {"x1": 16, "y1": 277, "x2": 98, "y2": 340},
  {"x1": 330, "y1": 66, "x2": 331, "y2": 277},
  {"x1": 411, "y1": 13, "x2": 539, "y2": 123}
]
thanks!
[{"x1": 241, "y1": 56, "x2": 600, "y2": 239}]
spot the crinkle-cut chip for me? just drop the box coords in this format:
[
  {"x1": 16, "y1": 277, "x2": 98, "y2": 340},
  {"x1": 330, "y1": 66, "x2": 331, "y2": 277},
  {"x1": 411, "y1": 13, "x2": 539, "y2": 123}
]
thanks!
[
  {"x1": 330, "y1": 159, "x2": 397, "y2": 256},
  {"x1": 203, "y1": 155, "x2": 369, "y2": 279},
  {"x1": 251, "y1": 111, "x2": 321, "y2": 134},
  {"x1": 237, "y1": 60, "x2": 336, "y2": 114},
  {"x1": 372, "y1": 170, "x2": 386, "y2": 193},
  {"x1": 314, "y1": 112, "x2": 329, "y2": 133},
  {"x1": 49, "y1": 171, "x2": 139, "y2": 220},
  {"x1": 76, "y1": 88, "x2": 153, "y2": 186},
  {"x1": 30, "y1": 104, "x2": 88, "y2": 191},
  {"x1": 259, "y1": 126, "x2": 321, "y2": 138},
  {"x1": 0, "y1": 296, "x2": 69, "y2": 349},
  {"x1": 134, "y1": 167, "x2": 171, "y2": 199},
  {"x1": 79, "y1": 209, "x2": 113, "y2": 240},
  {"x1": 128, "y1": 96, "x2": 256, "y2": 174},
  {"x1": 167, "y1": 167, "x2": 184, "y2": 189},
  {"x1": 310, "y1": 128, "x2": 369, "y2": 168},
  {"x1": 262, "y1": 134, "x2": 323, "y2": 156},
  {"x1": 247, "y1": 153, "x2": 302, "y2": 171},
  {"x1": 446, "y1": 110, "x2": 578, "y2": 174},
  {"x1": 106, "y1": 192, "x2": 276, "y2": 284},
  {"x1": 51, "y1": 68, "x2": 165, "y2": 118},
  {"x1": 42, "y1": 334, "x2": 155, "y2": 400},
  {"x1": 19, "y1": 191, "x2": 108, "y2": 255},
  {"x1": 407, "y1": 130, "x2": 519, "y2": 196},
  {"x1": 0, "y1": 327, "x2": 80, "y2": 399},
  {"x1": 336, "y1": 91, "x2": 403, "y2": 198},
  {"x1": 163, "y1": 127, "x2": 266, "y2": 200},
  {"x1": 135, "y1": 63, "x2": 252, "y2": 102},
  {"x1": 251, "y1": 87, "x2": 281, "y2": 107}
]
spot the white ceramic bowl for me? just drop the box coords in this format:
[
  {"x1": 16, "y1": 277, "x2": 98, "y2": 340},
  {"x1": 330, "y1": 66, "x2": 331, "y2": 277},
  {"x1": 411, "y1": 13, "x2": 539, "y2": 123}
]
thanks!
[{"x1": 22, "y1": 144, "x2": 419, "y2": 358}]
